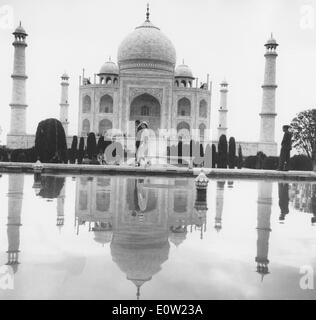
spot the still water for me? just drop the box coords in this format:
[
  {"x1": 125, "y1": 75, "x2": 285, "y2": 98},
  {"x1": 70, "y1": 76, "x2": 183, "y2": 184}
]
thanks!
[{"x1": 0, "y1": 173, "x2": 315, "y2": 300}]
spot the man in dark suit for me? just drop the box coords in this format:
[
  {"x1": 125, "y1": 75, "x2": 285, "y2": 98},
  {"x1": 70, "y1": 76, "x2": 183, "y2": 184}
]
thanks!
[{"x1": 278, "y1": 125, "x2": 292, "y2": 171}]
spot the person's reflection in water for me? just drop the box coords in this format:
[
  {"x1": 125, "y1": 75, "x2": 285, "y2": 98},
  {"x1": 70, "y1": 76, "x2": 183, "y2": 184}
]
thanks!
[{"x1": 278, "y1": 183, "x2": 290, "y2": 223}]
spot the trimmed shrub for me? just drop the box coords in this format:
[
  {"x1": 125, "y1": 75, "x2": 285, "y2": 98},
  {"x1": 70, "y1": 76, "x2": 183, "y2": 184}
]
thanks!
[
  {"x1": 237, "y1": 145, "x2": 243, "y2": 169},
  {"x1": 228, "y1": 137, "x2": 236, "y2": 169},
  {"x1": 244, "y1": 156, "x2": 257, "y2": 169},
  {"x1": 87, "y1": 132, "x2": 97, "y2": 160},
  {"x1": 211, "y1": 144, "x2": 217, "y2": 168},
  {"x1": 290, "y1": 155, "x2": 313, "y2": 171},
  {"x1": 263, "y1": 156, "x2": 279, "y2": 170},
  {"x1": 78, "y1": 137, "x2": 85, "y2": 164},
  {"x1": 69, "y1": 135, "x2": 78, "y2": 163},
  {"x1": 10, "y1": 147, "x2": 37, "y2": 163},
  {"x1": 97, "y1": 135, "x2": 105, "y2": 154},
  {"x1": 35, "y1": 118, "x2": 67, "y2": 163},
  {"x1": 217, "y1": 135, "x2": 228, "y2": 168},
  {"x1": 255, "y1": 151, "x2": 267, "y2": 169}
]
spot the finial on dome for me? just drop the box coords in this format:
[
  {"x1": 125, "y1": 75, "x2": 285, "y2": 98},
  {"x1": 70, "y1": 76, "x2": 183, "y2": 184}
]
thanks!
[
  {"x1": 109, "y1": 56, "x2": 111, "y2": 61},
  {"x1": 19, "y1": 21, "x2": 21, "y2": 27},
  {"x1": 146, "y1": 3, "x2": 150, "y2": 21},
  {"x1": 182, "y1": 58, "x2": 184, "y2": 65}
]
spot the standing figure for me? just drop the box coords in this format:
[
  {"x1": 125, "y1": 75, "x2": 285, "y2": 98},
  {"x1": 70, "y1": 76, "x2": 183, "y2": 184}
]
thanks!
[
  {"x1": 278, "y1": 183, "x2": 289, "y2": 222},
  {"x1": 278, "y1": 125, "x2": 292, "y2": 171}
]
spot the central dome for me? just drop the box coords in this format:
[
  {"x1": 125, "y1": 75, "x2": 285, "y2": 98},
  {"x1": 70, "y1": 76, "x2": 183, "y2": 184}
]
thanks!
[{"x1": 117, "y1": 16, "x2": 176, "y2": 73}]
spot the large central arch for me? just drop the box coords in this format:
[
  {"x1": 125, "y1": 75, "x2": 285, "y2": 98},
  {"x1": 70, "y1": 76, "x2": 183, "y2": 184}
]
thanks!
[{"x1": 130, "y1": 93, "x2": 161, "y2": 133}]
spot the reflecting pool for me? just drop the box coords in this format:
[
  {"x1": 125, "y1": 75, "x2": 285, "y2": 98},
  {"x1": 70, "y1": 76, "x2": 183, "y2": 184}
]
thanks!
[{"x1": 0, "y1": 173, "x2": 315, "y2": 300}]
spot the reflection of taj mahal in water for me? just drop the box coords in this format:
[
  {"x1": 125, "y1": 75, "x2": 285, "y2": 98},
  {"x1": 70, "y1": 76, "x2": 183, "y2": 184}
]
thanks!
[{"x1": 5, "y1": 174, "x2": 282, "y2": 298}]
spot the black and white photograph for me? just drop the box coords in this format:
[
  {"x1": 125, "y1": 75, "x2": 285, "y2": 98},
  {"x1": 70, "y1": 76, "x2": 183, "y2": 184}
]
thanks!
[{"x1": 0, "y1": 0, "x2": 316, "y2": 305}]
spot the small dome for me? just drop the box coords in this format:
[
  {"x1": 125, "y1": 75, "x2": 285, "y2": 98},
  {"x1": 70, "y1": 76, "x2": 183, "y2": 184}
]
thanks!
[
  {"x1": 265, "y1": 34, "x2": 278, "y2": 46},
  {"x1": 175, "y1": 64, "x2": 194, "y2": 78},
  {"x1": 61, "y1": 72, "x2": 69, "y2": 79},
  {"x1": 99, "y1": 60, "x2": 119, "y2": 75},
  {"x1": 13, "y1": 22, "x2": 27, "y2": 35}
]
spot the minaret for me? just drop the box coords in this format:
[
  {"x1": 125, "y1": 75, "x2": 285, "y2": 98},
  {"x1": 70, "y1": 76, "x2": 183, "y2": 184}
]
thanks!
[
  {"x1": 215, "y1": 181, "x2": 225, "y2": 232},
  {"x1": 255, "y1": 181, "x2": 272, "y2": 281},
  {"x1": 7, "y1": 22, "x2": 28, "y2": 149},
  {"x1": 59, "y1": 73, "x2": 70, "y2": 135},
  {"x1": 6, "y1": 174, "x2": 24, "y2": 273},
  {"x1": 217, "y1": 80, "x2": 228, "y2": 139},
  {"x1": 259, "y1": 34, "x2": 278, "y2": 145}
]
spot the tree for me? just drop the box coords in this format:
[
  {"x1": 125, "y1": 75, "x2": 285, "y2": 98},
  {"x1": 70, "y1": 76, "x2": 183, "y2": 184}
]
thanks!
[
  {"x1": 78, "y1": 137, "x2": 85, "y2": 164},
  {"x1": 290, "y1": 109, "x2": 316, "y2": 159},
  {"x1": 69, "y1": 135, "x2": 78, "y2": 163},
  {"x1": 228, "y1": 137, "x2": 236, "y2": 169},
  {"x1": 237, "y1": 145, "x2": 243, "y2": 169},
  {"x1": 217, "y1": 135, "x2": 228, "y2": 168},
  {"x1": 97, "y1": 135, "x2": 105, "y2": 154},
  {"x1": 35, "y1": 118, "x2": 67, "y2": 163},
  {"x1": 87, "y1": 132, "x2": 97, "y2": 160},
  {"x1": 211, "y1": 144, "x2": 217, "y2": 168}
]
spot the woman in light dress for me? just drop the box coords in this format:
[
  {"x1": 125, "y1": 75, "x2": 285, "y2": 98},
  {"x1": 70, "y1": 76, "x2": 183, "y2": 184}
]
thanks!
[{"x1": 136, "y1": 121, "x2": 157, "y2": 166}]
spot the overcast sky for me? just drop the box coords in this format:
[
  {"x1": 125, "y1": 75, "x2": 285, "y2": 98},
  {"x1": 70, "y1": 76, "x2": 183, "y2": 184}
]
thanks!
[{"x1": 0, "y1": 0, "x2": 315, "y2": 146}]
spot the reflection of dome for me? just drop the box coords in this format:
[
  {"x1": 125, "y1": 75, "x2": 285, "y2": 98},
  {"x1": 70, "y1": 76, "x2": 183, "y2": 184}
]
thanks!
[
  {"x1": 175, "y1": 64, "x2": 193, "y2": 78},
  {"x1": 93, "y1": 231, "x2": 113, "y2": 245},
  {"x1": 111, "y1": 240, "x2": 169, "y2": 298},
  {"x1": 98, "y1": 59, "x2": 119, "y2": 75},
  {"x1": 117, "y1": 14, "x2": 176, "y2": 72}
]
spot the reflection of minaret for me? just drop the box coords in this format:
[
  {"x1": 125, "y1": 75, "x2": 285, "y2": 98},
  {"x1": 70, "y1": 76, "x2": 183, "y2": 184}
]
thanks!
[
  {"x1": 57, "y1": 184, "x2": 66, "y2": 229},
  {"x1": 6, "y1": 174, "x2": 24, "y2": 273},
  {"x1": 215, "y1": 181, "x2": 225, "y2": 232},
  {"x1": 256, "y1": 181, "x2": 272, "y2": 281}
]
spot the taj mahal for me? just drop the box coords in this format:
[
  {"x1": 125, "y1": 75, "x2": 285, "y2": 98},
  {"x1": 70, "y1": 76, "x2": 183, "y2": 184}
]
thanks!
[{"x1": 6, "y1": 5, "x2": 279, "y2": 157}]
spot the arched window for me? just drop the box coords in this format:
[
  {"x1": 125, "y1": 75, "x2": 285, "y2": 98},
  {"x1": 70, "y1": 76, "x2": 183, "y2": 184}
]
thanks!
[
  {"x1": 82, "y1": 119, "x2": 90, "y2": 135},
  {"x1": 199, "y1": 100, "x2": 207, "y2": 118},
  {"x1": 177, "y1": 121, "x2": 190, "y2": 139},
  {"x1": 180, "y1": 80, "x2": 186, "y2": 87},
  {"x1": 141, "y1": 105, "x2": 149, "y2": 116},
  {"x1": 99, "y1": 95, "x2": 113, "y2": 113},
  {"x1": 175, "y1": 80, "x2": 179, "y2": 87},
  {"x1": 173, "y1": 191, "x2": 188, "y2": 213},
  {"x1": 199, "y1": 123, "x2": 206, "y2": 139},
  {"x1": 96, "y1": 192, "x2": 110, "y2": 212},
  {"x1": 177, "y1": 97, "x2": 191, "y2": 116},
  {"x1": 99, "y1": 119, "x2": 112, "y2": 136},
  {"x1": 106, "y1": 77, "x2": 112, "y2": 85},
  {"x1": 82, "y1": 95, "x2": 91, "y2": 113},
  {"x1": 113, "y1": 78, "x2": 118, "y2": 85}
]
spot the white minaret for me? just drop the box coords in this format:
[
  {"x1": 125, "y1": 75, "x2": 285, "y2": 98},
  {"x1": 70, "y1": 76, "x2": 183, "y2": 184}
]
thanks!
[
  {"x1": 259, "y1": 34, "x2": 278, "y2": 144},
  {"x1": 7, "y1": 22, "x2": 28, "y2": 149},
  {"x1": 217, "y1": 80, "x2": 228, "y2": 139},
  {"x1": 59, "y1": 73, "x2": 70, "y2": 135}
]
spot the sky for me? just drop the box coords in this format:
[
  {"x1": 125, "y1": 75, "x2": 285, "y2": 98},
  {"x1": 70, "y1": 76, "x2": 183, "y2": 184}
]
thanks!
[{"x1": 0, "y1": 0, "x2": 315, "y2": 146}]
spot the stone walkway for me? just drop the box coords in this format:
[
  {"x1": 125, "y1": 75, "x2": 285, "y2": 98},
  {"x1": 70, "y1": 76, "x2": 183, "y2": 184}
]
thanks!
[{"x1": 0, "y1": 162, "x2": 315, "y2": 181}]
